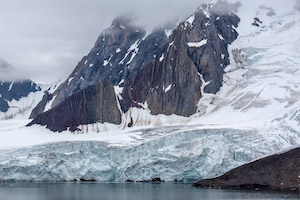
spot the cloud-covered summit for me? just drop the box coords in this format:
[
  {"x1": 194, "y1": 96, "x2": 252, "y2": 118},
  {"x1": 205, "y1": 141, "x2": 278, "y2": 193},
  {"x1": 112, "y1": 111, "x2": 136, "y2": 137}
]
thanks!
[{"x1": 0, "y1": 58, "x2": 27, "y2": 82}]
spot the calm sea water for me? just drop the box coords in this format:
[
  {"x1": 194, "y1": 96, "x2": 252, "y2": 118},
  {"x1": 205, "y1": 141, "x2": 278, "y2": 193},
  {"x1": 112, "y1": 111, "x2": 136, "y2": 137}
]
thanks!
[{"x1": 0, "y1": 182, "x2": 299, "y2": 200}]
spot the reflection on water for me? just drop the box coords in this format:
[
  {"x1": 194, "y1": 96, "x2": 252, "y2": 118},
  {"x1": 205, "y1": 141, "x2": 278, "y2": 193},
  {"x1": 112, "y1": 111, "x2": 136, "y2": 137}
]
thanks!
[{"x1": 0, "y1": 182, "x2": 299, "y2": 200}]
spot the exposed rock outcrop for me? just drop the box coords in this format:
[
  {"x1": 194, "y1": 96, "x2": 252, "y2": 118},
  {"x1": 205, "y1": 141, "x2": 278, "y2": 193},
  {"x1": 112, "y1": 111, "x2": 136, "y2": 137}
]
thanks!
[
  {"x1": 30, "y1": 16, "x2": 172, "y2": 118},
  {"x1": 50, "y1": 17, "x2": 171, "y2": 108},
  {"x1": 121, "y1": 1, "x2": 240, "y2": 116},
  {"x1": 28, "y1": 80, "x2": 121, "y2": 132},
  {"x1": 194, "y1": 147, "x2": 300, "y2": 191}
]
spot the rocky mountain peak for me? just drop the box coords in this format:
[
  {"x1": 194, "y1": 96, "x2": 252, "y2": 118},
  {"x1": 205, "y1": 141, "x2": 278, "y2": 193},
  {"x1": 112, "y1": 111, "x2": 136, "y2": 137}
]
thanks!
[
  {"x1": 179, "y1": 0, "x2": 240, "y2": 93},
  {"x1": 120, "y1": 0, "x2": 240, "y2": 118},
  {"x1": 94, "y1": 15, "x2": 146, "y2": 49},
  {"x1": 29, "y1": 0, "x2": 240, "y2": 131},
  {"x1": 30, "y1": 15, "x2": 171, "y2": 119},
  {"x1": 110, "y1": 15, "x2": 135, "y2": 28}
]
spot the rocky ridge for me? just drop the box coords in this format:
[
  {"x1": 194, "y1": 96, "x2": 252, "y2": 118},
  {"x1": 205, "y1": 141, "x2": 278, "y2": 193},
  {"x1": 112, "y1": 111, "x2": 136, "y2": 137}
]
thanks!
[
  {"x1": 120, "y1": 1, "x2": 240, "y2": 117},
  {"x1": 193, "y1": 147, "x2": 300, "y2": 191},
  {"x1": 28, "y1": 80, "x2": 121, "y2": 132},
  {"x1": 29, "y1": 0, "x2": 240, "y2": 131}
]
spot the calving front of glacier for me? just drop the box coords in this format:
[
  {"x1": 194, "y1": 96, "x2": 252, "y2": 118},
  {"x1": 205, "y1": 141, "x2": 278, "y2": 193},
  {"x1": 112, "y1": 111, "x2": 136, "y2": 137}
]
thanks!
[{"x1": 0, "y1": 125, "x2": 299, "y2": 182}]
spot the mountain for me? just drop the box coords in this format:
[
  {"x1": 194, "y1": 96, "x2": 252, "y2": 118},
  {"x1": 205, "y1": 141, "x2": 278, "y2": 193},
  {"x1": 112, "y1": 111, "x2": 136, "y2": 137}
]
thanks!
[
  {"x1": 29, "y1": 17, "x2": 174, "y2": 120},
  {"x1": 29, "y1": 0, "x2": 240, "y2": 131},
  {"x1": 193, "y1": 147, "x2": 300, "y2": 191},
  {"x1": 0, "y1": 59, "x2": 42, "y2": 119},
  {"x1": 120, "y1": 1, "x2": 240, "y2": 117},
  {"x1": 0, "y1": 0, "x2": 300, "y2": 183},
  {"x1": 28, "y1": 80, "x2": 121, "y2": 132}
]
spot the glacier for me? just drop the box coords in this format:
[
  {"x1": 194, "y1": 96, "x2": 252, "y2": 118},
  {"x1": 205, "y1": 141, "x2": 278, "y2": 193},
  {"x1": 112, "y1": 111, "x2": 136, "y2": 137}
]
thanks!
[{"x1": 0, "y1": 125, "x2": 300, "y2": 182}]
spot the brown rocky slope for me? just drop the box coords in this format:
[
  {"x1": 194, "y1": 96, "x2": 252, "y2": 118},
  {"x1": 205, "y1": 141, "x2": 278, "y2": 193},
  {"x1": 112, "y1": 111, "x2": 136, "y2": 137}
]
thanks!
[{"x1": 194, "y1": 147, "x2": 300, "y2": 191}]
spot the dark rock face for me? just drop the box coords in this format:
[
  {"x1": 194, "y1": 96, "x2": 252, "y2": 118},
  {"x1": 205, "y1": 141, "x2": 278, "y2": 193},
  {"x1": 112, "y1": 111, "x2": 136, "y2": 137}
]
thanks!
[
  {"x1": 0, "y1": 98, "x2": 8, "y2": 112},
  {"x1": 121, "y1": 1, "x2": 240, "y2": 116},
  {"x1": 0, "y1": 80, "x2": 40, "y2": 112},
  {"x1": 120, "y1": 32, "x2": 203, "y2": 117},
  {"x1": 195, "y1": 2, "x2": 240, "y2": 93},
  {"x1": 28, "y1": 80, "x2": 121, "y2": 132},
  {"x1": 194, "y1": 147, "x2": 300, "y2": 190},
  {"x1": 50, "y1": 16, "x2": 171, "y2": 109},
  {"x1": 252, "y1": 17, "x2": 263, "y2": 27}
]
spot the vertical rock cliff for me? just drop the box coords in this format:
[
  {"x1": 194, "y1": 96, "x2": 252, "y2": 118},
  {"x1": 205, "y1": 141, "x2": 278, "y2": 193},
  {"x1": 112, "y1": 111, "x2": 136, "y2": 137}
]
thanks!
[{"x1": 28, "y1": 80, "x2": 121, "y2": 132}]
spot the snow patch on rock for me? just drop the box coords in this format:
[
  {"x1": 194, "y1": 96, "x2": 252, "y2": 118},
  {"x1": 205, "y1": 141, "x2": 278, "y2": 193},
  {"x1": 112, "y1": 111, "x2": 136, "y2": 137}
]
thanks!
[{"x1": 188, "y1": 39, "x2": 208, "y2": 48}]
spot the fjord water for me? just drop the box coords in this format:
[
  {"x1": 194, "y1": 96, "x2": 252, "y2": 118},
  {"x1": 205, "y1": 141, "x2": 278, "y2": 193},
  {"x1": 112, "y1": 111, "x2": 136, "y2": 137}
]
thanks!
[{"x1": 0, "y1": 183, "x2": 299, "y2": 200}]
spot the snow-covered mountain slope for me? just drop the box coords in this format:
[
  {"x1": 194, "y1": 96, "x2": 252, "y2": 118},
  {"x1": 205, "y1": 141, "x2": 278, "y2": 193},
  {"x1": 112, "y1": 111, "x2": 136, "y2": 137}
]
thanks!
[
  {"x1": 194, "y1": 1, "x2": 300, "y2": 129},
  {"x1": 0, "y1": 0, "x2": 300, "y2": 182},
  {"x1": 0, "y1": 59, "x2": 45, "y2": 119},
  {"x1": 0, "y1": 82, "x2": 62, "y2": 120}
]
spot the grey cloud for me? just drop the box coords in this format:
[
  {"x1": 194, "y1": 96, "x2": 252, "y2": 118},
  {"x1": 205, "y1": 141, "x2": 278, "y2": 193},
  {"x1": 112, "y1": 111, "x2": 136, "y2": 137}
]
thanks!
[
  {"x1": 0, "y1": 59, "x2": 27, "y2": 81},
  {"x1": 296, "y1": 0, "x2": 300, "y2": 11}
]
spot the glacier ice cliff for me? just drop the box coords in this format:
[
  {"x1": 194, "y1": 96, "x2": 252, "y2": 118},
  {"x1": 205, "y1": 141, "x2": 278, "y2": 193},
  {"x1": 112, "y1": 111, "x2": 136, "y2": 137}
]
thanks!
[{"x1": 0, "y1": 125, "x2": 299, "y2": 182}]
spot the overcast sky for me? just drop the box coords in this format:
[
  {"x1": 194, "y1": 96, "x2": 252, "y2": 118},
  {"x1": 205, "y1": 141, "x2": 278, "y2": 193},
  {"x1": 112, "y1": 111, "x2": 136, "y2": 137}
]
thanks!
[{"x1": 0, "y1": 0, "x2": 211, "y2": 84}]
